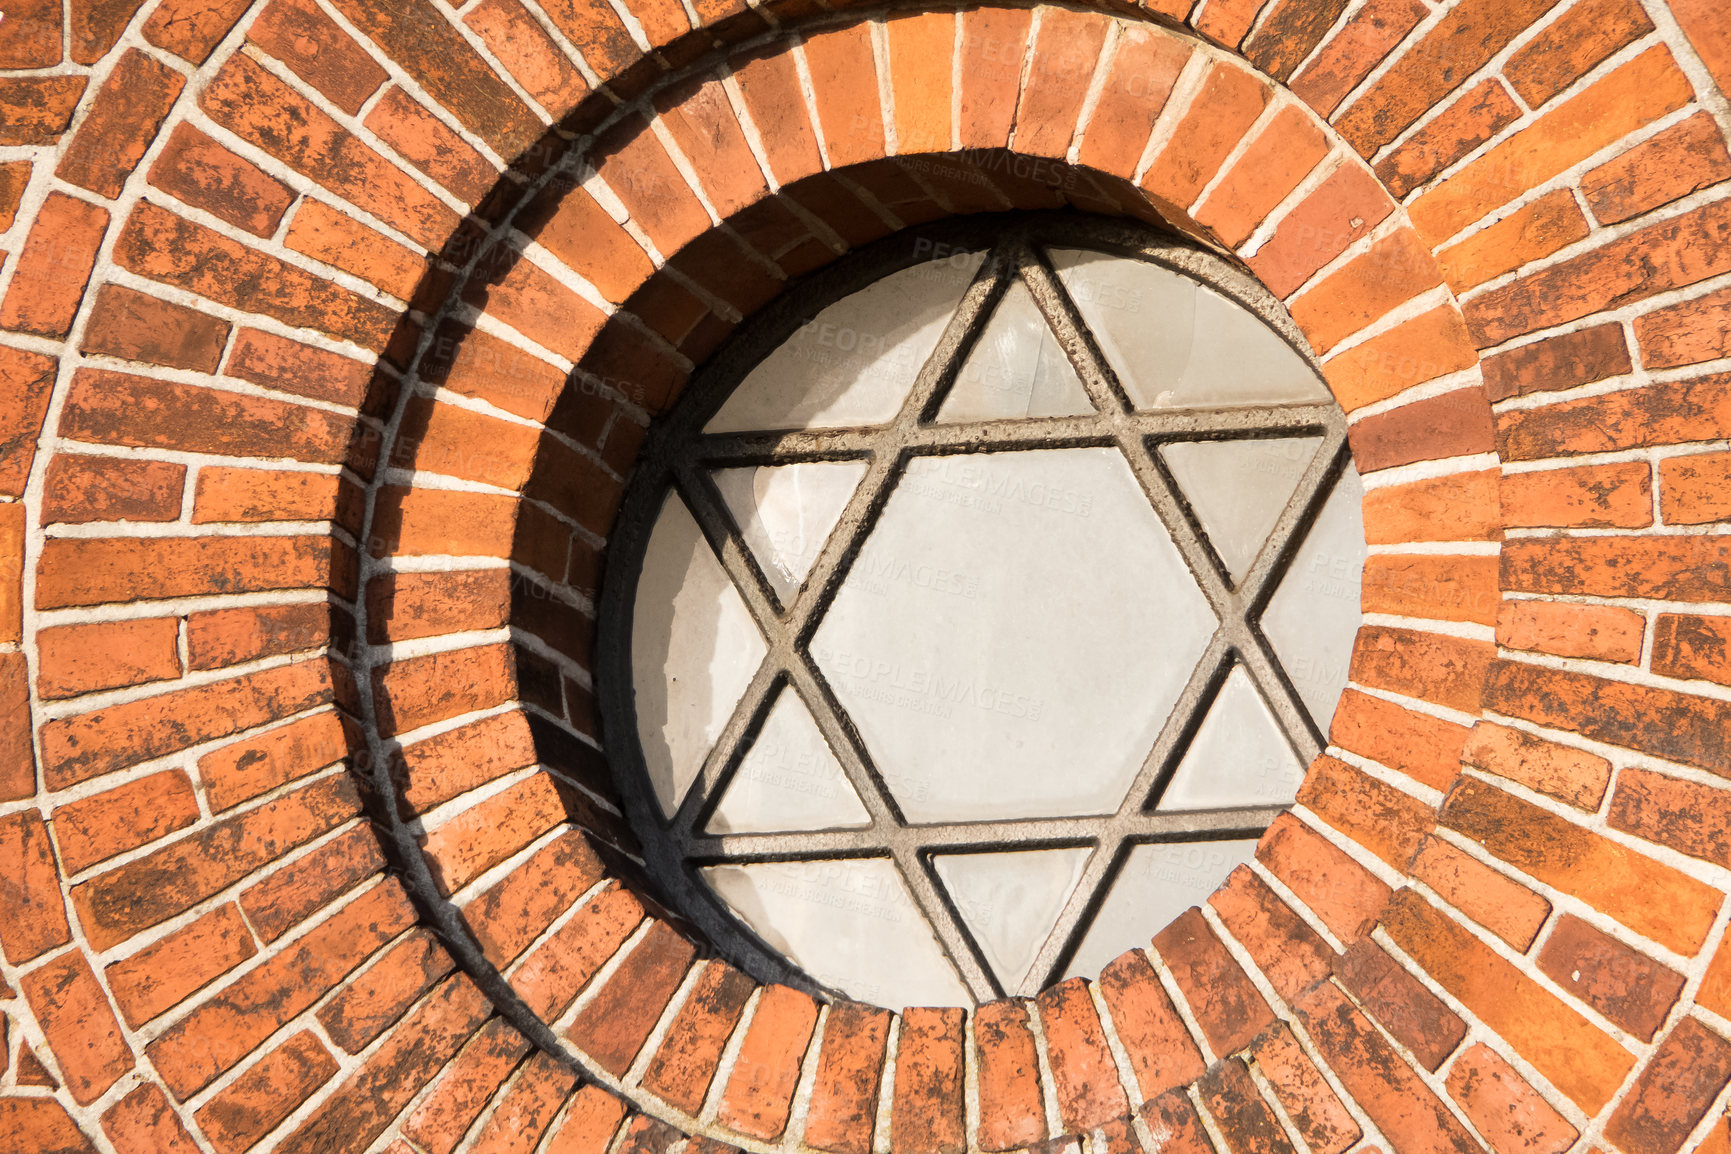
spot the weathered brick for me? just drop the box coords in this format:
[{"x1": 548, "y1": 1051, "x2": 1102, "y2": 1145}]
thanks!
[
  {"x1": 1330, "y1": 688, "x2": 1470, "y2": 792},
  {"x1": 467, "y1": 0, "x2": 591, "y2": 119},
  {"x1": 57, "y1": 49, "x2": 185, "y2": 198},
  {"x1": 1374, "y1": 79, "x2": 1522, "y2": 200},
  {"x1": 1258, "y1": 812, "x2": 1391, "y2": 942},
  {"x1": 1497, "y1": 599, "x2": 1645, "y2": 664},
  {"x1": 1350, "y1": 625, "x2": 1493, "y2": 712},
  {"x1": 0, "y1": 75, "x2": 88, "y2": 146},
  {"x1": 1347, "y1": 388, "x2": 1495, "y2": 473},
  {"x1": 1584, "y1": 112, "x2": 1731, "y2": 225},
  {"x1": 1197, "y1": 105, "x2": 1330, "y2": 248},
  {"x1": 0, "y1": 811, "x2": 72, "y2": 963},
  {"x1": 1208, "y1": 865, "x2": 1336, "y2": 1002},
  {"x1": 1445, "y1": 772, "x2": 1721, "y2": 953},
  {"x1": 1654, "y1": 612, "x2": 1731, "y2": 687},
  {"x1": 403, "y1": 1018, "x2": 532, "y2": 1154},
  {"x1": 23, "y1": 950, "x2": 135, "y2": 1103},
  {"x1": 1411, "y1": 834, "x2": 1551, "y2": 952},
  {"x1": 1200, "y1": 1059, "x2": 1296, "y2": 1153},
  {"x1": 468, "y1": 1050, "x2": 579, "y2": 1154},
  {"x1": 106, "y1": 903, "x2": 257, "y2": 1028},
  {"x1": 1462, "y1": 721, "x2": 1611, "y2": 811},
  {"x1": 511, "y1": 883, "x2": 644, "y2": 1022},
  {"x1": 1298, "y1": 755, "x2": 1432, "y2": 871},
  {"x1": 364, "y1": 86, "x2": 499, "y2": 207},
  {"x1": 240, "y1": 821, "x2": 384, "y2": 942},
  {"x1": 0, "y1": 1097, "x2": 97, "y2": 1154},
  {"x1": 0, "y1": 653, "x2": 36, "y2": 801},
  {"x1": 1481, "y1": 322, "x2": 1631, "y2": 403},
  {"x1": 142, "y1": 0, "x2": 253, "y2": 64},
  {"x1": 568, "y1": 919, "x2": 696, "y2": 1074},
  {"x1": 1013, "y1": 9, "x2": 1111, "y2": 159},
  {"x1": 0, "y1": 345, "x2": 56, "y2": 497},
  {"x1": 195, "y1": 1031, "x2": 338, "y2": 1154},
  {"x1": 1153, "y1": 907, "x2": 1273, "y2": 1057},
  {"x1": 1319, "y1": 305, "x2": 1477, "y2": 412},
  {"x1": 1290, "y1": 228, "x2": 1443, "y2": 353},
  {"x1": 1077, "y1": 26, "x2": 1189, "y2": 175},
  {"x1": 37, "y1": 617, "x2": 181, "y2": 700},
  {"x1": 1603, "y1": 1017, "x2": 1731, "y2": 1154},
  {"x1": 1502, "y1": 534, "x2": 1731, "y2": 603},
  {"x1": 1244, "y1": 0, "x2": 1351, "y2": 81},
  {"x1": 1506, "y1": 0, "x2": 1654, "y2": 108},
  {"x1": 1037, "y1": 978, "x2": 1128, "y2": 1131},
  {"x1": 1248, "y1": 1024, "x2": 1359, "y2": 1154},
  {"x1": 225, "y1": 327, "x2": 373, "y2": 409},
  {"x1": 418, "y1": 771, "x2": 567, "y2": 894},
  {"x1": 1661, "y1": 449, "x2": 1731, "y2": 526},
  {"x1": 1288, "y1": 0, "x2": 1427, "y2": 118},
  {"x1": 1503, "y1": 460, "x2": 1653, "y2": 531},
  {"x1": 1443, "y1": 1043, "x2": 1577, "y2": 1154},
  {"x1": 1334, "y1": 939, "x2": 1466, "y2": 1071},
  {"x1": 1609, "y1": 765, "x2": 1731, "y2": 875},
  {"x1": 102, "y1": 1082, "x2": 200, "y2": 1154},
  {"x1": 1437, "y1": 188, "x2": 1591, "y2": 291},
  {"x1": 53, "y1": 768, "x2": 200, "y2": 874},
  {"x1": 541, "y1": 1084, "x2": 629, "y2": 1154},
  {"x1": 957, "y1": 8, "x2": 1034, "y2": 153},
  {"x1": 887, "y1": 1006, "x2": 965, "y2": 1154},
  {"x1": 803, "y1": 1001, "x2": 892, "y2": 1154},
  {"x1": 0, "y1": 0, "x2": 61, "y2": 66},
  {"x1": 1538, "y1": 913, "x2": 1684, "y2": 1041},
  {"x1": 286, "y1": 198, "x2": 427, "y2": 301},
  {"x1": 0, "y1": 192, "x2": 109, "y2": 338},
  {"x1": 972, "y1": 999, "x2": 1046, "y2": 1151},
  {"x1": 374, "y1": 641, "x2": 514, "y2": 737},
  {"x1": 1143, "y1": 63, "x2": 1269, "y2": 211},
  {"x1": 1096, "y1": 949, "x2": 1205, "y2": 1099}
]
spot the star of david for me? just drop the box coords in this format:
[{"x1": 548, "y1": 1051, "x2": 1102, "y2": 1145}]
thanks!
[{"x1": 598, "y1": 217, "x2": 1353, "y2": 1004}]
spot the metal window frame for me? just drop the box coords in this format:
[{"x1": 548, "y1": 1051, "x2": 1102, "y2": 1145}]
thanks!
[{"x1": 595, "y1": 212, "x2": 1352, "y2": 1005}]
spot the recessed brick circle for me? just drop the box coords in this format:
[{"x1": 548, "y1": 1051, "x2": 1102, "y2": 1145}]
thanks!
[{"x1": 3, "y1": 0, "x2": 1731, "y2": 1151}]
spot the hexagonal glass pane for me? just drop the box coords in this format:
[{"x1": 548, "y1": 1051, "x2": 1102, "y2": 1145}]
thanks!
[{"x1": 811, "y1": 448, "x2": 1215, "y2": 823}]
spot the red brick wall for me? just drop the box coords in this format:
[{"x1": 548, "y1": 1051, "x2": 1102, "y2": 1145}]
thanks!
[{"x1": 1, "y1": 1, "x2": 1730, "y2": 1151}]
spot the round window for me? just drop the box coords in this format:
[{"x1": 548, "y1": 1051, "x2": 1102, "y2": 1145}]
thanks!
[{"x1": 597, "y1": 215, "x2": 1365, "y2": 1008}]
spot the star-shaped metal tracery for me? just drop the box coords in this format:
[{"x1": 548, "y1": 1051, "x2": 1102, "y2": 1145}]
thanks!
[{"x1": 598, "y1": 216, "x2": 1354, "y2": 1005}]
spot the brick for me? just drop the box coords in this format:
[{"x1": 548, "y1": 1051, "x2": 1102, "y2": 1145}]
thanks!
[
  {"x1": 418, "y1": 770, "x2": 567, "y2": 894},
  {"x1": 48, "y1": 457, "x2": 184, "y2": 531},
  {"x1": 466, "y1": 248, "x2": 607, "y2": 365},
  {"x1": 1335, "y1": 0, "x2": 1564, "y2": 155},
  {"x1": 804, "y1": 1002, "x2": 892, "y2": 1154},
  {"x1": 1248, "y1": 1024, "x2": 1359, "y2": 1154},
  {"x1": 887, "y1": 1006, "x2": 965, "y2": 1154},
  {"x1": 1446, "y1": 773, "x2": 1721, "y2": 954},
  {"x1": 613, "y1": 1115, "x2": 682, "y2": 1154},
  {"x1": 0, "y1": 810, "x2": 72, "y2": 963},
  {"x1": 404, "y1": 1019, "x2": 532, "y2": 1154},
  {"x1": 69, "y1": 0, "x2": 146, "y2": 62},
  {"x1": 1293, "y1": 982, "x2": 1482, "y2": 1153},
  {"x1": 640, "y1": 959, "x2": 755, "y2": 1114},
  {"x1": 1350, "y1": 625, "x2": 1494, "y2": 713},
  {"x1": 1502, "y1": 533, "x2": 1731, "y2": 602},
  {"x1": 0, "y1": 1097, "x2": 99, "y2": 1153},
  {"x1": 1200, "y1": 1059, "x2": 1296, "y2": 1152},
  {"x1": 1638, "y1": 283, "x2": 1731, "y2": 370},
  {"x1": 1320, "y1": 305, "x2": 1477, "y2": 412},
  {"x1": 1505, "y1": 461, "x2": 1654, "y2": 532},
  {"x1": 1585, "y1": 113, "x2": 1731, "y2": 226},
  {"x1": 1138, "y1": 1087, "x2": 1216, "y2": 1154},
  {"x1": 1609, "y1": 765, "x2": 1731, "y2": 876},
  {"x1": 1208, "y1": 866, "x2": 1335, "y2": 1005},
  {"x1": 1196, "y1": 105, "x2": 1330, "y2": 248},
  {"x1": 0, "y1": 161, "x2": 27, "y2": 232},
  {"x1": 199, "y1": 603, "x2": 336, "y2": 674},
  {"x1": 148, "y1": 879, "x2": 414, "y2": 1097},
  {"x1": 0, "y1": 0, "x2": 61, "y2": 66},
  {"x1": 1604, "y1": 1017, "x2": 1731, "y2": 1154},
  {"x1": 275, "y1": 973, "x2": 491, "y2": 1154},
  {"x1": 0, "y1": 504, "x2": 19, "y2": 644},
  {"x1": 1439, "y1": 189, "x2": 1592, "y2": 292},
  {"x1": 1661, "y1": 449, "x2": 1731, "y2": 526},
  {"x1": 63, "y1": 370, "x2": 350, "y2": 465},
  {"x1": 0, "y1": 347, "x2": 54, "y2": 500},
  {"x1": 542, "y1": 1084, "x2": 629, "y2": 1154},
  {"x1": 286, "y1": 199, "x2": 427, "y2": 302},
  {"x1": 466, "y1": 0, "x2": 589, "y2": 118},
  {"x1": 368, "y1": 569, "x2": 509, "y2": 649},
  {"x1": 1506, "y1": 0, "x2": 1654, "y2": 108},
  {"x1": 192, "y1": 470, "x2": 344, "y2": 527},
  {"x1": 225, "y1": 328, "x2": 373, "y2": 410},
  {"x1": 469, "y1": 1050, "x2": 579, "y2": 1154},
  {"x1": 196, "y1": 1031, "x2": 338, "y2": 1154},
  {"x1": 1673, "y1": 0, "x2": 1731, "y2": 97},
  {"x1": 1411, "y1": 834, "x2": 1552, "y2": 951},
  {"x1": 1507, "y1": 380, "x2": 1731, "y2": 468},
  {"x1": 1539, "y1": 912, "x2": 1684, "y2": 1041},
  {"x1": 1154, "y1": 907, "x2": 1273, "y2": 1057},
  {"x1": 1374, "y1": 79, "x2": 1522, "y2": 200},
  {"x1": 240, "y1": 821, "x2": 384, "y2": 941},
  {"x1": 1037, "y1": 978, "x2": 1127, "y2": 1131},
  {"x1": 1489, "y1": 328, "x2": 1631, "y2": 409},
  {"x1": 883, "y1": 11, "x2": 954, "y2": 156},
  {"x1": 17, "y1": 1045, "x2": 59, "y2": 1088},
  {"x1": 392, "y1": 711, "x2": 532, "y2": 821},
  {"x1": 1654, "y1": 613, "x2": 1731, "y2": 687},
  {"x1": 0, "y1": 653, "x2": 35, "y2": 801},
  {"x1": 0, "y1": 192, "x2": 108, "y2": 338},
  {"x1": 57, "y1": 49, "x2": 185, "y2": 200},
  {"x1": 568, "y1": 919, "x2": 696, "y2": 1074},
  {"x1": 107, "y1": 903, "x2": 256, "y2": 1028},
  {"x1": 102, "y1": 1083, "x2": 200, "y2": 1154},
  {"x1": 1330, "y1": 688, "x2": 1470, "y2": 793},
  {"x1": 1258, "y1": 812, "x2": 1391, "y2": 942},
  {"x1": 1077, "y1": 27, "x2": 1188, "y2": 175},
  {"x1": 1298, "y1": 755, "x2": 1432, "y2": 870},
  {"x1": 1467, "y1": 197, "x2": 1731, "y2": 349},
  {"x1": 1096, "y1": 949, "x2": 1205, "y2": 1099},
  {"x1": 142, "y1": 0, "x2": 253, "y2": 64},
  {"x1": 36, "y1": 617, "x2": 178, "y2": 701},
  {"x1": 1349, "y1": 388, "x2": 1495, "y2": 474},
  {"x1": 0, "y1": 75, "x2": 88, "y2": 145},
  {"x1": 1463, "y1": 720, "x2": 1610, "y2": 813},
  {"x1": 116, "y1": 202, "x2": 396, "y2": 350},
  {"x1": 1363, "y1": 468, "x2": 1502, "y2": 545},
  {"x1": 1288, "y1": 0, "x2": 1427, "y2": 118},
  {"x1": 1497, "y1": 600, "x2": 1645, "y2": 665},
  {"x1": 85, "y1": 286, "x2": 230, "y2": 375},
  {"x1": 972, "y1": 999, "x2": 1046, "y2": 1150},
  {"x1": 54, "y1": 768, "x2": 201, "y2": 875},
  {"x1": 375, "y1": 641, "x2": 514, "y2": 737},
  {"x1": 957, "y1": 7, "x2": 1032, "y2": 152},
  {"x1": 320, "y1": 929, "x2": 454, "y2": 1053},
  {"x1": 1014, "y1": 9, "x2": 1111, "y2": 159},
  {"x1": 1291, "y1": 228, "x2": 1443, "y2": 353},
  {"x1": 1335, "y1": 939, "x2": 1466, "y2": 1070},
  {"x1": 511, "y1": 883, "x2": 645, "y2": 1022},
  {"x1": 24, "y1": 950, "x2": 134, "y2": 1103},
  {"x1": 1245, "y1": 0, "x2": 1351, "y2": 80},
  {"x1": 654, "y1": 77, "x2": 763, "y2": 220},
  {"x1": 1143, "y1": 63, "x2": 1270, "y2": 211},
  {"x1": 363, "y1": 86, "x2": 498, "y2": 207},
  {"x1": 371, "y1": 485, "x2": 518, "y2": 558},
  {"x1": 1444, "y1": 1043, "x2": 1577, "y2": 1154}
]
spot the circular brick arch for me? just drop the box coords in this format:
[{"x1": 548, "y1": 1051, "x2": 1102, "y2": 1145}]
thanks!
[{"x1": 2, "y1": 1, "x2": 1731, "y2": 1152}]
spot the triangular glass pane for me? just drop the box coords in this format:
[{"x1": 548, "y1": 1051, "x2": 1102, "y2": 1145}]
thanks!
[
  {"x1": 706, "y1": 691, "x2": 871, "y2": 834},
  {"x1": 1157, "y1": 666, "x2": 1306, "y2": 811},
  {"x1": 703, "y1": 859, "x2": 971, "y2": 1008},
  {"x1": 1050, "y1": 249, "x2": 1329, "y2": 410},
  {"x1": 933, "y1": 848, "x2": 1089, "y2": 992},
  {"x1": 706, "y1": 253, "x2": 986, "y2": 432},
  {"x1": 1262, "y1": 464, "x2": 1366, "y2": 730},
  {"x1": 1160, "y1": 437, "x2": 1322, "y2": 581},
  {"x1": 712, "y1": 461, "x2": 867, "y2": 604},
  {"x1": 1064, "y1": 840, "x2": 1259, "y2": 980},
  {"x1": 631, "y1": 493, "x2": 767, "y2": 818},
  {"x1": 938, "y1": 280, "x2": 1093, "y2": 422}
]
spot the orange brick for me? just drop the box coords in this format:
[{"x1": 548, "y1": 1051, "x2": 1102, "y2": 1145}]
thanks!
[
  {"x1": 1583, "y1": 112, "x2": 1731, "y2": 226},
  {"x1": 240, "y1": 822, "x2": 386, "y2": 942},
  {"x1": 1096, "y1": 950, "x2": 1205, "y2": 1100},
  {"x1": 371, "y1": 486, "x2": 518, "y2": 558},
  {"x1": 568, "y1": 920, "x2": 695, "y2": 1076},
  {"x1": 886, "y1": 12, "x2": 954, "y2": 155},
  {"x1": 1320, "y1": 305, "x2": 1477, "y2": 411},
  {"x1": 188, "y1": 601, "x2": 333, "y2": 672},
  {"x1": 1013, "y1": 9, "x2": 1110, "y2": 159},
  {"x1": 1504, "y1": 0, "x2": 1653, "y2": 108},
  {"x1": 364, "y1": 86, "x2": 498, "y2": 207},
  {"x1": 1444, "y1": 1043, "x2": 1578, "y2": 1154},
  {"x1": 403, "y1": 1018, "x2": 533, "y2": 1154},
  {"x1": 0, "y1": 75, "x2": 87, "y2": 146},
  {"x1": 1298, "y1": 755, "x2": 1433, "y2": 870},
  {"x1": 0, "y1": 340, "x2": 55, "y2": 498},
  {"x1": 42, "y1": 454, "x2": 185, "y2": 526},
  {"x1": 957, "y1": 7, "x2": 1033, "y2": 152},
  {"x1": 22, "y1": 950, "x2": 135, "y2": 1103},
  {"x1": 1290, "y1": 227, "x2": 1443, "y2": 353},
  {"x1": 1501, "y1": 460, "x2": 1652, "y2": 529},
  {"x1": 1374, "y1": 79, "x2": 1522, "y2": 200},
  {"x1": 720, "y1": 984, "x2": 820, "y2": 1141},
  {"x1": 1143, "y1": 63, "x2": 1270, "y2": 211},
  {"x1": 417, "y1": 771, "x2": 565, "y2": 894},
  {"x1": 106, "y1": 903, "x2": 258, "y2": 1028},
  {"x1": 464, "y1": 0, "x2": 588, "y2": 118},
  {"x1": 1362, "y1": 553, "x2": 1500, "y2": 627},
  {"x1": 1497, "y1": 600, "x2": 1645, "y2": 665},
  {"x1": 102, "y1": 1082, "x2": 202, "y2": 1153},
  {"x1": 225, "y1": 327, "x2": 373, "y2": 409},
  {"x1": 1409, "y1": 47, "x2": 1693, "y2": 244},
  {"x1": 1258, "y1": 812, "x2": 1391, "y2": 942},
  {"x1": 1351, "y1": 625, "x2": 1494, "y2": 713},
  {"x1": 52, "y1": 768, "x2": 201, "y2": 874},
  {"x1": 1482, "y1": 323, "x2": 1632, "y2": 404},
  {"x1": 1461, "y1": 721, "x2": 1611, "y2": 811},
  {"x1": 1197, "y1": 105, "x2": 1329, "y2": 248},
  {"x1": 55, "y1": 49, "x2": 185, "y2": 199},
  {"x1": 249, "y1": 0, "x2": 386, "y2": 115},
  {"x1": 200, "y1": 710, "x2": 348, "y2": 812},
  {"x1": 1076, "y1": 26, "x2": 1189, "y2": 176},
  {"x1": 511, "y1": 883, "x2": 644, "y2": 1022},
  {"x1": 887, "y1": 1006, "x2": 965, "y2": 1154},
  {"x1": 286, "y1": 198, "x2": 427, "y2": 301},
  {"x1": 1288, "y1": 0, "x2": 1427, "y2": 118},
  {"x1": 192, "y1": 467, "x2": 344, "y2": 524},
  {"x1": 1653, "y1": 613, "x2": 1731, "y2": 688},
  {"x1": 196, "y1": 1031, "x2": 339, "y2": 1154},
  {"x1": 1329, "y1": 687, "x2": 1471, "y2": 791},
  {"x1": 37, "y1": 616, "x2": 181, "y2": 699},
  {"x1": 1637, "y1": 285, "x2": 1731, "y2": 371},
  {"x1": 0, "y1": 810, "x2": 72, "y2": 963},
  {"x1": 1037, "y1": 978, "x2": 1128, "y2": 1131},
  {"x1": 143, "y1": 0, "x2": 253, "y2": 65},
  {"x1": 1411, "y1": 835, "x2": 1551, "y2": 952},
  {"x1": 318, "y1": 928, "x2": 454, "y2": 1053},
  {"x1": 639, "y1": 959, "x2": 756, "y2": 1116},
  {"x1": 1437, "y1": 189, "x2": 1591, "y2": 291},
  {"x1": 0, "y1": 192, "x2": 109, "y2": 338},
  {"x1": 1362, "y1": 469, "x2": 1501, "y2": 545},
  {"x1": 971, "y1": 999, "x2": 1047, "y2": 1151}
]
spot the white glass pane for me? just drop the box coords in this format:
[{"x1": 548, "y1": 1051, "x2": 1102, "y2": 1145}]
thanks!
[
  {"x1": 812, "y1": 448, "x2": 1215, "y2": 823},
  {"x1": 706, "y1": 691, "x2": 871, "y2": 834},
  {"x1": 1065, "y1": 840, "x2": 1259, "y2": 979},
  {"x1": 1157, "y1": 666, "x2": 1306, "y2": 810},
  {"x1": 1160, "y1": 437, "x2": 1322, "y2": 581},
  {"x1": 706, "y1": 253, "x2": 985, "y2": 432},
  {"x1": 934, "y1": 848, "x2": 1089, "y2": 991},
  {"x1": 938, "y1": 279, "x2": 1093, "y2": 422},
  {"x1": 704, "y1": 859, "x2": 970, "y2": 1008},
  {"x1": 1262, "y1": 466, "x2": 1366, "y2": 730},
  {"x1": 1050, "y1": 249, "x2": 1329, "y2": 410},
  {"x1": 712, "y1": 461, "x2": 867, "y2": 604},
  {"x1": 632, "y1": 494, "x2": 767, "y2": 817}
]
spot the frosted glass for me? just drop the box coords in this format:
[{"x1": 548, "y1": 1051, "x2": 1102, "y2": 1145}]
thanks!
[
  {"x1": 1051, "y1": 249, "x2": 1329, "y2": 410},
  {"x1": 1064, "y1": 840, "x2": 1259, "y2": 979},
  {"x1": 706, "y1": 254, "x2": 985, "y2": 432},
  {"x1": 1161, "y1": 437, "x2": 1322, "y2": 581},
  {"x1": 704, "y1": 859, "x2": 970, "y2": 1008},
  {"x1": 938, "y1": 279, "x2": 1093, "y2": 422},
  {"x1": 706, "y1": 691, "x2": 871, "y2": 834},
  {"x1": 1157, "y1": 666, "x2": 1306, "y2": 810},
  {"x1": 934, "y1": 848, "x2": 1090, "y2": 990},
  {"x1": 632, "y1": 494, "x2": 767, "y2": 817},
  {"x1": 1262, "y1": 466, "x2": 1366, "y2": 729},
  {"x1": 812, "y1": 449, "x2": 1215, "y2": 822},
  {"x1": 713, "y1": 461, "x2": 867, "y2": 604}
]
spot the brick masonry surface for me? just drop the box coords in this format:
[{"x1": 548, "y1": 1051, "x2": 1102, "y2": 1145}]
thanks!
[{"x1": 1, "y1": 0, "x2": 1730, "y2": 1151}]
